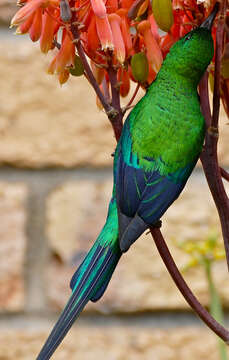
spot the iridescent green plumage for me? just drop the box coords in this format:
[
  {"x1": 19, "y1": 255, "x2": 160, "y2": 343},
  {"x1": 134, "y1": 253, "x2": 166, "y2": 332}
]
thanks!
[{"x1": 37, "y1": 7, "x2": 217, "y2": 360}]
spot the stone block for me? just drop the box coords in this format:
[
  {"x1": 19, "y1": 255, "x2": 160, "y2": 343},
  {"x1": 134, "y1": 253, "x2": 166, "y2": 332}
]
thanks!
[
  {"x1": 0, "y1": 182, "x2": 27, "y2": 311},
  {"x1": 0, "y1": 327, "x2": 225, "y2": 360},
  {"x1": 46, "y1": 174, "x2": 229, "y2": 313},
  {"x1": 0, "y1": 39, "x2": 115, "y2": 168}
]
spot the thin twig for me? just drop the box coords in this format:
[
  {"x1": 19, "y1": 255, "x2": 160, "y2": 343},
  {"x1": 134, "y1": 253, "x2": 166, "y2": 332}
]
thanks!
[
  {"x1": 123, "y1": 83, "x2": 140, "y2": 114},
  {"x1": 220, "y1": 167, "x2": 229, "y2": 182},
  {"x1": 212, "y1": 2, "x2": 226, "y2": 129},
  {"x1": 200, "y1": 0, "x2": 229, "y2": 270},
  {"x1": 107, "y1": 65, "x2": 123, "y2": 140},
  {"x1": 150, "y1": 227, "x2": 229, "y2": 343}
]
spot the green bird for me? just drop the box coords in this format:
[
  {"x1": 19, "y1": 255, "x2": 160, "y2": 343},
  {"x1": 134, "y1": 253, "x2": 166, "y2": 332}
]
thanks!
[{"x1": 37, "y1": 4, "x2": 218, "y2": 359}]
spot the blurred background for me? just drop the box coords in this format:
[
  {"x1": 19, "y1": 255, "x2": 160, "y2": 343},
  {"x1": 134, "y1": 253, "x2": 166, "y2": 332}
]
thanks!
[{"x1": 1, "y1": 1, "x2": 229, "y2": 359}]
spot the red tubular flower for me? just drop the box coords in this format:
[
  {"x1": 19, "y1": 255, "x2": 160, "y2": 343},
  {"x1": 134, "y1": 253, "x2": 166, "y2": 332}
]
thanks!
[
  {"x1": 106, "y1": 0, "x2": 118, "y2": 14},
  {"x1": 29, "y1": 7, "x2": 43, "y2": 41},
  {"x1": 90, "y1": 0, "x2": 106, "y2": 17},
  {"x1": 120, "y1": 0, "x2": 133, "y2": 9},
  {"x1": 47, "y1": 55, "x2": 57, "y2": 74},
  {"x1": 137, "y1": 20, "x2": 163, "y2": 74},
  {"x1": 11, "y1": 0, "x2": 59, "y2": 27},
  {"x1": 11, "y1": 0, "x2": 45, "y2": 26},
  {"x1": 56, "y1": 30, "x2": 75, "y2": 73},
  {"x1": 59, "y1": 68, "x2": 70, "y2": 84},
  {"x1": 16, "y1": 13, "x2": 34, "y2": 34},
  {"x1": 95, "y1": 15, "x2": 114, "y2": 50},
  {"x1": 40, "y1": 9, "x2": 58, "y2": 53},
  {"x1": 86, "y1": 16, "x2": 100, "y2": 54},
  {"x1": 116, "y1": 8, "x2": 133, "y2": 57},
  {"x1": 149, "y1": 14, "x2": 160, "y2": 43},
  {"x1": 108, "y1": 13, "x2": 126, "y2": 63},
  {"x1": 91, "y1": 61, "x2": 105, "y2": 84},
  {"x1": 47, "y1": 29, "x2": 74, "y2": 85},
  {"x1": 118, "y1": 67, "x2": 130, "y2": 97}
]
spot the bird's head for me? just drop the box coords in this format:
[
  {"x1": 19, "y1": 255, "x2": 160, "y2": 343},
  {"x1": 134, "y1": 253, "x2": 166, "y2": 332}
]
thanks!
[{"x1": 162, "y1": 3, "x2": 219, "y2": 83}]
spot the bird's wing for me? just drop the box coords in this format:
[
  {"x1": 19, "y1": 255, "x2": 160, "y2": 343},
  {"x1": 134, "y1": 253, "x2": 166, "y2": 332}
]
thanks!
[{"x1": 116, "y1": 120, "x2": 196, "y2": 252}]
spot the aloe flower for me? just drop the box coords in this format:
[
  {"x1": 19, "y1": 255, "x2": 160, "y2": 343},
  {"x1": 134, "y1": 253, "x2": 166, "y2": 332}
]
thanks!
[{"x1": 11, "y1": 0, "x2": 227, "y2": 115}]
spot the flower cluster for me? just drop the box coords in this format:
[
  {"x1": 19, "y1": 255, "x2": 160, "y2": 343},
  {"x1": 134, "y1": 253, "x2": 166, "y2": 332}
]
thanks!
[
  {"x1": 11, "y1": 0, "x2": 228, "y2": 109},
  {"x1": 175, "y1": 231, "x2": 225, "y2": 272}
]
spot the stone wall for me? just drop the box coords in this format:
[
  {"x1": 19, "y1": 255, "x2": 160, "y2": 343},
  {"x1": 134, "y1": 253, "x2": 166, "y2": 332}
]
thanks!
[{"x1": 0, "y1": 26, "x2": 229, "y2": 359}]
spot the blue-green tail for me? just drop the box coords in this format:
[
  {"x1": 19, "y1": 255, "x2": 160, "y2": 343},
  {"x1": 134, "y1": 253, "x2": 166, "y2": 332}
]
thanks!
[{"x1": 36, "y1": 198, "x2": 121, "y2": 360}]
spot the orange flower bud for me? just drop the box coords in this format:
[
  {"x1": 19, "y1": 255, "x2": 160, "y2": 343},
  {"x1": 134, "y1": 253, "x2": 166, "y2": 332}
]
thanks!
[
  {"x1": 118, "y1": 68, "x2": 130, "y2": 97},
  {"x1": 106, "y1": 0, "x2": 118, "y2": 13},
  {"x1": 47, "y1": 56, "x2": 57, "y2": 74},
  {"x1": 117, "y1": 9, "x2": 133, "y2": 57},
  {"x1": 149, "y1": 14, "x2": 160, "y2": 43},
  {"x1": 90, "y1": 0, "x2": 107, "y2": 18},
  {"x1": 11, "y1": 0, "x2": 44, "y2": 26},
  {"x1": 87, "y1": 17, "x2": 100, "y2": 54},
  {"x1": 40, "y1": 9, "x2": 57, "y2": 53},
  {"x1": 11, "y1": 0, "x2": 58, "y2": 27},
  {"x1": 91, "y1": 61, "x2": 105, "y2": 84},
  {"x1": 120, "y1": 0, "x2": 133, "y2": 9},
  {"x1": 29, "y1": 8, "x2": 43, "y2": 41},
  {"x1": 56, "y1": 30, "x2": 75, "y2": 73},
  {"x1": 95, "y1": 14, "x2": 114, "y2": 50},
  {"x1": 96, "y1": 84, "x2": 104, "y2": 110},
  {"x1": 137, "y1": 20, "x2": 163, "y2": 74},
  {"x1": 16, "y1": 13, "x2": 34, "y2": 34},
  {"x1": 59, "y1": 69, "x2": 70, "y2": 84},
  {"x1": 108, "y1": 13, "x2": 126, "y2": 63},
  {"x1": 152, "y1": 0, "x2": 174, "y2": 32}
]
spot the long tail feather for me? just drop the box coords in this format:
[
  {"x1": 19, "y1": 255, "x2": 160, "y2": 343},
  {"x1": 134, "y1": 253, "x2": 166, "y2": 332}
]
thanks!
[{"x1": 36, "y1": 199, "x2": 121, "y2": 360}]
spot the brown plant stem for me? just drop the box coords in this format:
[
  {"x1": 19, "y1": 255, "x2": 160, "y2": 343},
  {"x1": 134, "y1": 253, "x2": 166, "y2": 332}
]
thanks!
[
  {"x1": 107, "y1": 65, "x2": 123, "y2": 141},
  {"x1": 220, "y1": 167, "x2": 229, "y2": 182},
  {"x1": 150, "y1": 227, "x2": 229, "y2": 343},
  {"x1": 200, "y1": 0, "x2": 229, "y2": 270},
  {"x1": 199, "y1": 72, "x2": 211, "y2": 127},
  {"x1": 212, "y1": 2, "x2": 226, "y2": 129}
]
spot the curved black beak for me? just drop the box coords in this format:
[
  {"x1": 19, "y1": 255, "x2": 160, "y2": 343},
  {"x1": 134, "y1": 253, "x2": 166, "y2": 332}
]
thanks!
[{"x1": 200, "y1": 2, "x2": 220, "y2": 30}]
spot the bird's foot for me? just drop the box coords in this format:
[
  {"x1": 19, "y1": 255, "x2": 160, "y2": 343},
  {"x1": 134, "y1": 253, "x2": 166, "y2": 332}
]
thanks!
[
  {"x1": 146, "y1": 220, "x2": 162, "y2": 235},
  {"x1": 152, "y1": 220, "x2": 162, "y2": 228}
]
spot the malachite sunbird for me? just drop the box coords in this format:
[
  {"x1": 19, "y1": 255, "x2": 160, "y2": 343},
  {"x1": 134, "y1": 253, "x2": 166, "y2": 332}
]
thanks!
[{"x1": 37, "y1": 4, "x2": 219, "y2": 359}]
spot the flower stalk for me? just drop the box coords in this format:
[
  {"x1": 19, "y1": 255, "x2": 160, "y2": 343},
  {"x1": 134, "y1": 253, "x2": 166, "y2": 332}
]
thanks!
[{"x1": 204, "y1": 259, "x2": 228, "y2": 360}]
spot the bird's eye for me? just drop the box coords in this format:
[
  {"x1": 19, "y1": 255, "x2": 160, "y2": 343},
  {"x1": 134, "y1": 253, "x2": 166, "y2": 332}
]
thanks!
[{"x1": 185, "y1": 34, "x2": 192, "y2": 42}]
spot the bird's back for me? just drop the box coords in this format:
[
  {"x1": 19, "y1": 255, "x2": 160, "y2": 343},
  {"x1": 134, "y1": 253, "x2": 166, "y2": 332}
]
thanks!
[{"x1": 128, "y1": 72, "x2": 205, "y2": 176}]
